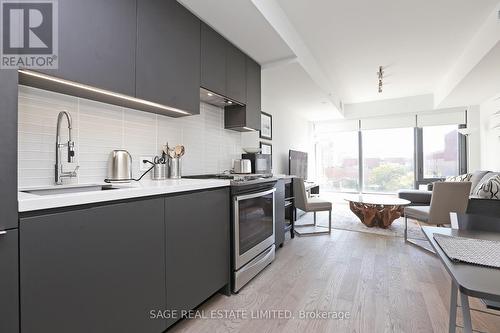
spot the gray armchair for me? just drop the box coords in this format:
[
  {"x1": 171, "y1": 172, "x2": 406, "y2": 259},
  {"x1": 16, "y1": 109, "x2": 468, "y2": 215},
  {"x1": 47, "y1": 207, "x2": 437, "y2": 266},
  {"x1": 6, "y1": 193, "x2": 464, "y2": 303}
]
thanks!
[{"x1": 404, "y1": 182, "x2": 471, "y2": 251}]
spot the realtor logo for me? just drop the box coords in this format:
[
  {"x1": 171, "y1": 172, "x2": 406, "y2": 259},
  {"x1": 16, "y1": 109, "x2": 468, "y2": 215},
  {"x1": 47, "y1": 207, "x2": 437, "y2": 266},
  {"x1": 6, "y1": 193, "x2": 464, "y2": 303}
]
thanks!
[{"x1": 1, "y1": 0, "x2": 58, "y2": 69}]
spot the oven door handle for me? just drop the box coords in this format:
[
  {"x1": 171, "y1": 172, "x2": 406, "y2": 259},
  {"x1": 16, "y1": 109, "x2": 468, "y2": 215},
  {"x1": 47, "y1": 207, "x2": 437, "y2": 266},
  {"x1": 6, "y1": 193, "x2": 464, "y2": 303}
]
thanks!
[{"x1": 234, "y1": 188, "x2": 276, "y2": 201}]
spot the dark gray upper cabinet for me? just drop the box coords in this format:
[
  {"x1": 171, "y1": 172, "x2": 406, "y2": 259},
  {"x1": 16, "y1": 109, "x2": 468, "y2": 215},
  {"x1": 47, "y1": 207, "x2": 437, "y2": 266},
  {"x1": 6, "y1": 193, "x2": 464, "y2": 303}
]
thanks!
[
  {"x1": 224, "y1": 56, "x2": 261, "y2": 131},
  {"x1": 136, "y1": 0, "x2": 201, "y2": 115},
  {"x1": 165, "y1": 188, "x2": 230, "y2": 328},
  {"x1": 245, "y1": 57, "x2": 262, "y2": 130},
  {"x1": 0, "y1": 229, "x2": 19, "y2": 333},
  {"x1": 225, "y1": 44, "x2": 246, "y2": 104},
  {"x1": 40, "y1": 0, "x2": 136, "y2": 96},
  {"x1": 0, "y1": 70, "x2": 18, "y2": 230},
  {"x1": 20, "y1": 198, "x2": 166, "y2": 333},
  {"x1": 201, "y1": 23, "x2": 227, "y2": 96}
]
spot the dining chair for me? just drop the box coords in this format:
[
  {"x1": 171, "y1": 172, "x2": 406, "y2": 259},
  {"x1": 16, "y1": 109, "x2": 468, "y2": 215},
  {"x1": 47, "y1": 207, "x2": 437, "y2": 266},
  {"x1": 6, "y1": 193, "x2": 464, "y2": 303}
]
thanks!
[
  {"x1": 293, "y1": 178, "x2": 332, "y2": 236},
  {"x1": 404, "y1": 181, "x2": 471, "y2": 251}
]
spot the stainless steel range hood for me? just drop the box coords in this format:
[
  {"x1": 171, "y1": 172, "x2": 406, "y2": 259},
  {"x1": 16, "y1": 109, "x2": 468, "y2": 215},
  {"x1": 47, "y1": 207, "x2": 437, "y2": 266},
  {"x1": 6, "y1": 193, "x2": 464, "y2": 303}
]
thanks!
[{"x1": 199, "y1": 87, "x2": 244, "y2": 108}]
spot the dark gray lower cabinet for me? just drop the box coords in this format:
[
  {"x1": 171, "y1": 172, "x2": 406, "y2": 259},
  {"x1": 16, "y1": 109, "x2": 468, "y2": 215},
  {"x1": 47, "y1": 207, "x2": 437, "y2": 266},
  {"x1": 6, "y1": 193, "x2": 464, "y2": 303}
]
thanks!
[
  {"x1": 165, "y1": 188, "x2": 230, "y2": 328},
  {"x1": 20, "y1": 198, "x2": 166, "y2": 333},
  {"x1": 0, "y1": 229, "x2": 19, "y2": 333},
  {"x1": 275, "y1": 180, "x2": 285, "y2": 248}
]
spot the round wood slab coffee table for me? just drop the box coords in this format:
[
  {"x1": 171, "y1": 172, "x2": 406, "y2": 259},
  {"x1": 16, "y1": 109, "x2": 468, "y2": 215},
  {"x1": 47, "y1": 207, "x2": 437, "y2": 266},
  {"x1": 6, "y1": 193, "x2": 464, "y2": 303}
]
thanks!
[{"x1": 344, "y1": 194, "x2": 411, "y2": 228}]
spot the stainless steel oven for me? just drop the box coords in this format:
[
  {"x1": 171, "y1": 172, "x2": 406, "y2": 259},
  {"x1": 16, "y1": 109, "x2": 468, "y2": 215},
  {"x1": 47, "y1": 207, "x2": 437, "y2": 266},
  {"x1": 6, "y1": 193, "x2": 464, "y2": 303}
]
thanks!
[{"x1": 232, "y1": 185, "x2": 275, "y2": 292}]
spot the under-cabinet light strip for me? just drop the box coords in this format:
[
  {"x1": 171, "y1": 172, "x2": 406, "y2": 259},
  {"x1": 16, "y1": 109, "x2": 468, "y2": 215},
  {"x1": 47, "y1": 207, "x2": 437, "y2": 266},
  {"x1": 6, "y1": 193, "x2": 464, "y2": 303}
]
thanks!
[{"x1": 18, "y1": 69, "x2": 190, "y2": 115}]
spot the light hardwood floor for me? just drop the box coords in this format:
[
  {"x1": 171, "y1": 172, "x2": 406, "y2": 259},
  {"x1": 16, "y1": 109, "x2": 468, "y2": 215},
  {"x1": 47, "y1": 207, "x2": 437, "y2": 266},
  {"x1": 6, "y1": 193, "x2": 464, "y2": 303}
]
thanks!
[{"x1": 170, "y1": 230, "x2": 500, "y2": 333}]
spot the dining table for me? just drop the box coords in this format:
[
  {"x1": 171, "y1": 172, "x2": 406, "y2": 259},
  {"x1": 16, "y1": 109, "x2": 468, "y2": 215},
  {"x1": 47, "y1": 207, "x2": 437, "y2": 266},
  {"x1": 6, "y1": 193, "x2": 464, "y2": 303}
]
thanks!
[{"x1": 422, "y1": 226, "x2": 500, "y2": 333}]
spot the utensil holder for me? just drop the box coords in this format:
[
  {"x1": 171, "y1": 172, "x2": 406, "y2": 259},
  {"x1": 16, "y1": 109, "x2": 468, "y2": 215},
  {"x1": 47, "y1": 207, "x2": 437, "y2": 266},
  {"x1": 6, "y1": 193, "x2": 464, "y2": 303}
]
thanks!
[
  {"x1": 169, "y1": 158, "x2": 181, "y2": 179},
  {"x1": 151, "y1": 164, "x2": 167, "y2": 180}
]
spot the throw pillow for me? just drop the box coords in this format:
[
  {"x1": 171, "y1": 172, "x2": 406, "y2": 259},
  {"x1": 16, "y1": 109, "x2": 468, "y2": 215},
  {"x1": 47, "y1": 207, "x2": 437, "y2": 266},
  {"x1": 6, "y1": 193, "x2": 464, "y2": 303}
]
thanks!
[
  {"x1": 445, "y1": 173, "x2": 473, "y2": 182},
  {"x1": 473, "y1": 175, "x2": 500, "y2": 199}
]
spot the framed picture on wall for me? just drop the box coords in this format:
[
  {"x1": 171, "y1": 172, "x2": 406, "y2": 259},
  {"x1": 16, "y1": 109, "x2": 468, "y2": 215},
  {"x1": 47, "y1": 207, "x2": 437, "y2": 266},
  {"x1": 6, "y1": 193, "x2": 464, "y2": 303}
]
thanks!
[
  {"x1": 260, "y1": 112, "x2": 272, "y2": 140},
  {"x1": 260, "y1": 141, "x2": 272, "y2": 155}
]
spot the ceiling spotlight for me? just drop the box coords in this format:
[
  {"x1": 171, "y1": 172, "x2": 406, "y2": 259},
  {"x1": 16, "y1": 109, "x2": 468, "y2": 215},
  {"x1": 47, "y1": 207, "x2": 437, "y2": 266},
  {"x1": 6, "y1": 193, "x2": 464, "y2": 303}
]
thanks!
[
  {"x1": 207, "y1": 92, "x2": 213, "y2": 97},
  {"x1": 377, "y1": 66, "x2": 384, "y2": 93},
  {"x1": 227, "y1": 100, "x2": 233, "y2": 104}
]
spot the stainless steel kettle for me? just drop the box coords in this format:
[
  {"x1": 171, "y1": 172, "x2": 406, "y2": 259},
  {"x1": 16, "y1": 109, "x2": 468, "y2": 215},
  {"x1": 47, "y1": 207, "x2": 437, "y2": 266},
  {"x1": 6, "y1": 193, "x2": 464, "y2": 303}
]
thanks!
[
  {"x1": 233, "y1": 159, "x2": 252, "y2": 174},
  {"x1": 107, "y1": 150, "x2": 133, "y2": 182}
]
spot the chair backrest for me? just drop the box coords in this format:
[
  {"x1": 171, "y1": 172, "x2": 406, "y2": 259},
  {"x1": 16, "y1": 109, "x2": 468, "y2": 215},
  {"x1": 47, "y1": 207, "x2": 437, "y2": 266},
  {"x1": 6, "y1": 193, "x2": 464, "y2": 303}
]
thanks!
[
  {"x1": 293, "y1": 177, "x2": 308, "y2": 211},
  {"x1": 429, "y1": 181, "x2": 472, "y2": 225},
  {"x1": 454, "y1": 212, "x2": 500, "y2": 232}
]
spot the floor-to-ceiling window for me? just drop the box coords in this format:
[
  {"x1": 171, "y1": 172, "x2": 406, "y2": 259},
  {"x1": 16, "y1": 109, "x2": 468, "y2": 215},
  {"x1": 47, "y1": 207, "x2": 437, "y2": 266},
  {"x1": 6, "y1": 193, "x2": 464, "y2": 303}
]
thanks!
[
  {"x1": 362, "y1": 128, "x2": 414, "y2": 193},
  {"x1": 314, "y1": 112, "x2": 466, "y2": 194},
  {"x1": 316, "y1": 131, "x2": 359, "y2": 192}
]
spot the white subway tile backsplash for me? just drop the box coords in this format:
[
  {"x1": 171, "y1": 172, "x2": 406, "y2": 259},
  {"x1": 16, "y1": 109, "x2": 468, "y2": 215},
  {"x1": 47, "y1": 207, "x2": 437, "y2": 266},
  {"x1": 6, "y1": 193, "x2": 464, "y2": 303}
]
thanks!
[{"x1": 18, "y1": 86, "x2": 242, "y2": 187}]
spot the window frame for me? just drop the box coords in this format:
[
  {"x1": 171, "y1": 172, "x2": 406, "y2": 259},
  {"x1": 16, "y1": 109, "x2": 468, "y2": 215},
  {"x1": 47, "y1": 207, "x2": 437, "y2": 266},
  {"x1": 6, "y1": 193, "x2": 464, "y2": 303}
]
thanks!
[
  {"x1": 314, "y1": 124, "x2": 467, "y2": 193},
  {"x1": 414, "y1": 124, "x2": 467, "y2": 188}
]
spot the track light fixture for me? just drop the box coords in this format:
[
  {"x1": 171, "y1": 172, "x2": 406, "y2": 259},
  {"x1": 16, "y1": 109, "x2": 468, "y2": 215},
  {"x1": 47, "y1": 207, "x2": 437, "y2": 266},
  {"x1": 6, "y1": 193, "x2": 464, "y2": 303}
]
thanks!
[{"x1": 377, "y1": 66, "x2": 384, "y2": 93}]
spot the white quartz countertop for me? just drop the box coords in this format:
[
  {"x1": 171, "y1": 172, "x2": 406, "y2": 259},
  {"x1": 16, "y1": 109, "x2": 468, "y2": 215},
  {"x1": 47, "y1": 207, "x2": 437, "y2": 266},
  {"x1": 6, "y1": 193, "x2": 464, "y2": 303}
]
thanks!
[{"x1": 18, "y1": 179, "x2": 230, "y2": 212}]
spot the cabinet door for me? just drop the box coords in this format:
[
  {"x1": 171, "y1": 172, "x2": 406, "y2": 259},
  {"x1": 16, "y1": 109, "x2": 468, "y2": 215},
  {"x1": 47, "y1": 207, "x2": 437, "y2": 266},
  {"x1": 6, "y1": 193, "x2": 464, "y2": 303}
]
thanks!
[
  {"x1": 0, "y1": 229, "x2": 19, "y2": 333},
  {"x1": 201, "y1": 23, "x2": 227, "y2": 96},
  {"x1": 275, "y1": 180, "x2": 285, "y2": 247},
  {"x1": 224, "y1": 56, "x2": 261, "y2": 130},
  {"x1": 136, "y1": 0, "x2": 200, "y2": 115},
  {"x1": 225, "y1": 44, "x2": 246, "y2": 104},
  {"x1": 20, "y1": 198, "x2": 166, "y2": 333},
  {"x1": 245, "y1": 56, "x2": 262, "y2": 130},
  {"x1": 0, "y1": 70, "x2": 18, "y2": 230},
  {"x1": 41, "y1": 0, "x2": 136, "y2": 95},
  {"x1": 165, "y1": 188, "x2": 230, "y2": 328}
]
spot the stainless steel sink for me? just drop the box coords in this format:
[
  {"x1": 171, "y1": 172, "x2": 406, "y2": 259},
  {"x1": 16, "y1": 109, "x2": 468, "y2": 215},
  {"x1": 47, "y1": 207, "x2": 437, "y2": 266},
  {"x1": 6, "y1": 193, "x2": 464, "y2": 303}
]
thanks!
[{"x1": 21, "y1": 184, "x2": 128, "y2": 196}]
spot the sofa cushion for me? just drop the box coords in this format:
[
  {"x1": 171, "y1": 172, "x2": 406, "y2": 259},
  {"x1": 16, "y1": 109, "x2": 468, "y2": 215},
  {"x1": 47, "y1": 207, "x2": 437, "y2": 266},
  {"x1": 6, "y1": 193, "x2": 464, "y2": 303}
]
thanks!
[
  {"x1": 470, "y1": 170, "x2": 491, "y2": 191},
  {"x1": 472, "y1": 175, "x2": 500, "y2": 199},
  {"x1": 445, "y1": 173, "x2": 473, "y2": 182},
  {"x1": 477, "y1": 172, "x2": 500, "y2": 187},
  {"x1": 397, "y1": 189, "x2": 432, "y2": 204}
]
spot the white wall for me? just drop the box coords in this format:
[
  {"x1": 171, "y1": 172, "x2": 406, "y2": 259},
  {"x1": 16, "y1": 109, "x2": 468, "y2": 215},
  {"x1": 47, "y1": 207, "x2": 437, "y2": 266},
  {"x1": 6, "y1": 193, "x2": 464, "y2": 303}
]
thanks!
[
  {"x1": 242, "y1": 110, "x2": 313, "y2": 176},
  {"x1": 479, "y1": 94, "x2": 500, "y2": 170},
  {"x1": 467, "y1": 106, "x2": 481, "y2": 172},
  {"x1": 241, "y1": 64, "x2": 315, "y2": 177},
  {"x1": 18, "y1": 86, "x2": 242, "y2": 187}
]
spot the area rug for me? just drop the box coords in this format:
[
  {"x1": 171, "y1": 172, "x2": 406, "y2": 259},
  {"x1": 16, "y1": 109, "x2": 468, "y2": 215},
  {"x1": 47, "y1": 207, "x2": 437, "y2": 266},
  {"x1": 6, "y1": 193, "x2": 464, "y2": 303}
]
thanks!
[{"x1": 295, "y1": 203, "x2": 427, "y2": 240}]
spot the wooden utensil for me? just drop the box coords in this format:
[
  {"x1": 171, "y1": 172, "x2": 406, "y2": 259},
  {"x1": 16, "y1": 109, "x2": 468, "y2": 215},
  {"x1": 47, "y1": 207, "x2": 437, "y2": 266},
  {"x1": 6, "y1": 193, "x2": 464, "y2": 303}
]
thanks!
[{"x1": 174, "y1": 145, "x2": 185, "y2": 158}]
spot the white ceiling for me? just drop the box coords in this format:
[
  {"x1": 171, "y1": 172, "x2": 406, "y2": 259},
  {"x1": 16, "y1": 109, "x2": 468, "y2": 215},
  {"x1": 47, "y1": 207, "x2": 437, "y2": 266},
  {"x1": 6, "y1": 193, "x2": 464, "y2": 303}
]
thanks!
[
  {"x1": 437, "y1": 41, "x2": 500, "y2": 108},
  {"x1": 262, "y1": 61, "x2": 343, "y2": 121},
  {"x1": 276, "y1": 0, "x2": 499, "y2": 104},
  {"x1": 179, "y1": 0, "x2": 500, "y2": 120}
]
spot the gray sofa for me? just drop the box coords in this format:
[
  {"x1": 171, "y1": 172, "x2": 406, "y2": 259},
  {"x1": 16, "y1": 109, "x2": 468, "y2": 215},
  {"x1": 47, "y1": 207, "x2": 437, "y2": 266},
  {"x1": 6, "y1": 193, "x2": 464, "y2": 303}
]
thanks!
[{"x1": 398, "y1": 171, "x2": 500, "y2": 213}]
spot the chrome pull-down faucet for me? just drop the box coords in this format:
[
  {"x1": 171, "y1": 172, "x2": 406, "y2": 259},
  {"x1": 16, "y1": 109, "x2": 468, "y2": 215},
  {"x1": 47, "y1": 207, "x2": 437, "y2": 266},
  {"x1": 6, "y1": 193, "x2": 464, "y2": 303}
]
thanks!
[{"x1": 55, "y1": 111, "x2": 78, "y2": 185}]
